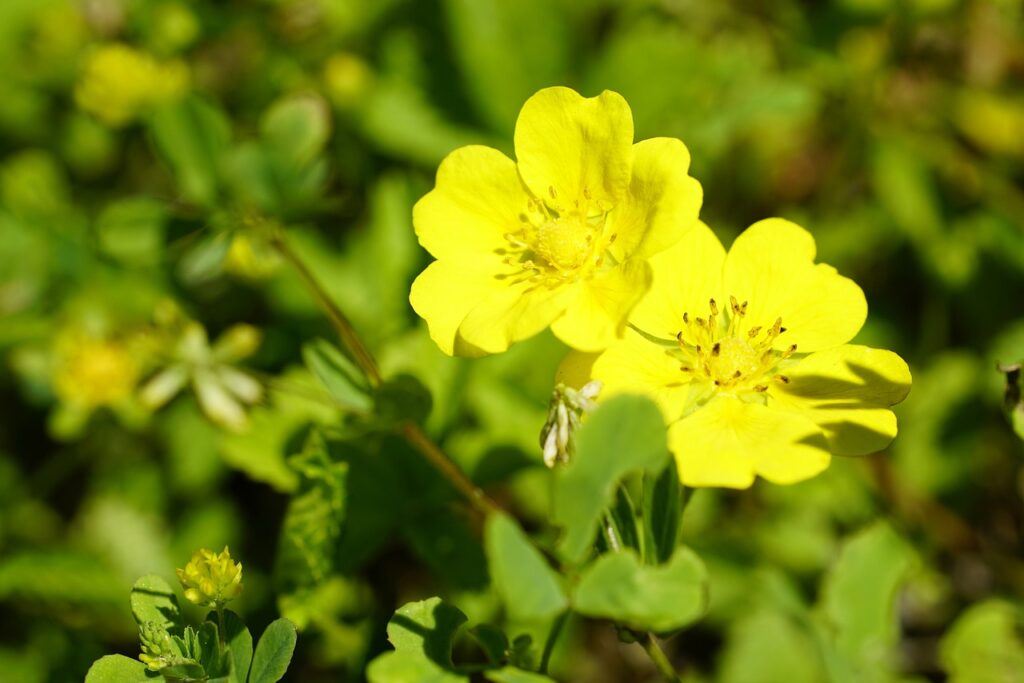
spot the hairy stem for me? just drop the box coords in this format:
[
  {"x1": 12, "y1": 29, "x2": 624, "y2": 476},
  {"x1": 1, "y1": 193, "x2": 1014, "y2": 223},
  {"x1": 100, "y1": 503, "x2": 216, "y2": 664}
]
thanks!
[{"x1": 270, "y1": 231, "x2": 499, "y2": 517}]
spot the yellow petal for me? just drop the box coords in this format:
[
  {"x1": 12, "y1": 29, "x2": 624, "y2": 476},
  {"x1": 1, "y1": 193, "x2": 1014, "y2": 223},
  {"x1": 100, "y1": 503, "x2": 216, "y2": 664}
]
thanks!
[
  {"x1": 413, "y1": 145, "x2": 527, "y2": 267},
  {"x1": 723, "y1": 218, "x2": 866, "y2": 352},
  {"x1": 514, "y1": 87, "x2": 633, "y2": 206},
  {"x1": 409, "y1": 261, "x2": 505, "y2": 357},
  {"x1": 668, "y1": 396, "x2": 830, "y2": 489},
  {"x1": 771, "y1": 344, "x2": 912, "y2": 456},
  {"x1": 589, "y1": 328, "x2": 696, "y2": 422},
  {"x1": 608, "y1": 137, "x2": 704, "y2": 262},
  {"x1": 550, "y1": 259, "x2": 651, "y2": 352},
  {"x1": 555, "y1": 351, "x2": 599, "y2": 389},
  {"x1": 628, "y1": 221, "x2": 726, "y2": 341},
  {"x1": 457, "y1": 280, "x2": 575, "y2": 356}
]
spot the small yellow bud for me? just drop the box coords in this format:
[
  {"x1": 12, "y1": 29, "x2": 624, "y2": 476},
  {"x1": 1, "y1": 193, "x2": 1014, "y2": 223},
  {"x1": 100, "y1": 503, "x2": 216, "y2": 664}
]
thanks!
[{"x1": 176, "y1": 547, "x2": 243, "y2": 608}]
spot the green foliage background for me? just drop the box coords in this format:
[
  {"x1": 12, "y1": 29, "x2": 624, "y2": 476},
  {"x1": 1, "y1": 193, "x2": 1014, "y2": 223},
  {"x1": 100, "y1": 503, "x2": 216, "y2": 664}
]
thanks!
[{"x1": 1, "y1": 0, "x2": 1023, "y2": 681}]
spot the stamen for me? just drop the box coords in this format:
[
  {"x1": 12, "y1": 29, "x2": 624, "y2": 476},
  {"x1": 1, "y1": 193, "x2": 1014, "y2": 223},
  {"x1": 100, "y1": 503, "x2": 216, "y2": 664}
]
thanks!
[
  {"x1": 583, "y1": 188, "x2": 592, "y2": 200},
  {"x1": 709, "y1": 298, "x2": 718, "y2": 316},
  {"x1": 549, "y1": 186, "x2": 557, "y2": 199},
  {"x1": 680, "y1": 366, "x2": 691, "y2": 373},
  {"x1": 747, "y1": 326, "x2": 762, "y2": 338},
  {"x1": 753, "y1": 385, "x2": 768, "y2": 392},
  {"x1": 775, "y1": 375, "x2": 790, "y2": 384},
  {"x1": 711, "y1": 343, "x2": 721, "y2": 356},
  {"x1": 682, "y1": 312, "x2": 689, "y2": 324}
]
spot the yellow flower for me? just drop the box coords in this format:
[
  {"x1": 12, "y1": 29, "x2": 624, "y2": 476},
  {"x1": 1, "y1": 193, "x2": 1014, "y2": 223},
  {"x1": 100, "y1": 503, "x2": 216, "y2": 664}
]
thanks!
[
  {"x1": 74, "y1": 43, "x2": 189, "y2": 127},
  {"x1": 176, "y1": 547, "x2": 243, "y2": 608},
  {"x1": 410, "y1": 86, "x2": 703, "y2": 356},
  {"x1": 53, "y1": 334, "x2": 139, "y2": 408},
  {"x1": 560, "y1": 219, "x2": 911, "y2": 489}
]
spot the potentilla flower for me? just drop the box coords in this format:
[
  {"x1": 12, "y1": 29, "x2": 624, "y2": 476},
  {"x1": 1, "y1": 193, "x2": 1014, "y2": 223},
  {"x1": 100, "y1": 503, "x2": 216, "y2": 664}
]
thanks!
[
  {"x1": 176, "y1": 546, "x2": 243, "y2": 608},
  {"x1": 410, "y1": 86, "x2": 703, "y2": 356},
  {"x1": 559, "y1": 219, "x2": 911, "y2": 488},
  {"x1": 52, "y1": 333, "x2": 139, "y2": 408}
]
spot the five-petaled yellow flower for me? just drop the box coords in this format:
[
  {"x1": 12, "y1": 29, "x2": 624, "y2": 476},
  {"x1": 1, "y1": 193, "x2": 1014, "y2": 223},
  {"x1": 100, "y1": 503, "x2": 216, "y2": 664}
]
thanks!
[
  {"x1": 176, "y1": 546, "x2": 243, "y2": 608},
  {"x1": 410, "y1": 86, "x2": 703, "y2": 356},
  {"x1": 560, "y1": 219, "x2": 911, "y2": 488}
]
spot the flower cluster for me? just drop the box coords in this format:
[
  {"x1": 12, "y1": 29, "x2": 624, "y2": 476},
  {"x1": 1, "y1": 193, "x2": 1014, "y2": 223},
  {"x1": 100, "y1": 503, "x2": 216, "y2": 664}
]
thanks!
[
  {"x1": 176, "y1": 546, "x2": 243, "y2": 608},
  {"x1": 412, "y1": 87, "x2": 911, "y2": 489},
  {"x1": 75, "y1": 43, "x2": 188, "y2": 127}
]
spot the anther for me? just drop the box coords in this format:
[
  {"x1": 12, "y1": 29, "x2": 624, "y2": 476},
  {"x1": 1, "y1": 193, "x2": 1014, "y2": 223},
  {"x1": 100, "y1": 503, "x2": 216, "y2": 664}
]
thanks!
[
  {"x1": 776, "y1": 375, "x2": 790, "y2": 384},
  {"x1": 780, "y1": 327, "x2": 787, "y2": 333},
  {"x1": 583, "y1": 188, "x2": 592, "y2": 200},
  {"x1": 709, "y1": 298, "x2": 718, "y2": 315},
  {"x1": 754, "y1": 385, "x2": 768, "y2": 392},
  {"x1": 608, "y1": 233, "x2": 618, "y2": 244},
  {"x1": 711, "y1": 343, "x2": 721, "y2": 356},
  {"x1": 680, "y1": 366, "x2": 691, "y2": 373},
  {"x1": 549, "y1": 186, "x2": 557, "y2": 199},
  {"x1": 747, "y1": 326, "x2": 762, "y2": 338},
  {"x1": 682, "y1": 312, "x2": 689, "y2": 324},
  {"x1": 676, "y1": 331, "x2": 684, "y2": 343},
  {"x1": 729, "y1": 295, "x2": 739, "y2": 313},
  {"x1": 733, "y1": 370, "x2": 742, "y2": 378}
]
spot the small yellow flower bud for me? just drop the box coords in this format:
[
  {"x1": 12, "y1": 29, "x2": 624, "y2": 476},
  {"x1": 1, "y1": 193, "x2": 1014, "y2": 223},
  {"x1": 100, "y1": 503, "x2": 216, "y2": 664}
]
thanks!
[
  {"x1": 138, "y1": 621, "x2": 174, "y2": 671},
  {"x1": 176, "y1": 547, "x2": 243, "y2": 608}
]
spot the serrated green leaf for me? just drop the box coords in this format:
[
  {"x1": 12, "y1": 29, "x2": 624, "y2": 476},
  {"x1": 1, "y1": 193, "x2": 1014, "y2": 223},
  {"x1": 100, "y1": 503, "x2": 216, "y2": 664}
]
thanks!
[
  {"x1": 485, "y1": 513, "x2": 567, "y2": 624},
  {"x1": 249, "y1": 618, "x2": 297, "y2": 683},
  {"x1": 131, "y1": 575, "x2": 182, "y2": 634},
  {"x1": 553, "y1": 395, "x2": 670, "y2": 563},
  {"x1": 642, "y1": 460, "x2": 683, "y2": 565},
  {"x1": 275, "y1": 431, "x2": 348, "y2": 591},
  {"x1": 821, "y1": 522, "x2": 915, "y2": 674},
  {"x1": 84, "y1": 655, "x2": 154, "y2": 683},
  {"x1": 940, "y1": 599, "x2": 1024, "y2": 683},
  {"x1": 574, "y1": 547, "x2": 707, "y2": 633}
]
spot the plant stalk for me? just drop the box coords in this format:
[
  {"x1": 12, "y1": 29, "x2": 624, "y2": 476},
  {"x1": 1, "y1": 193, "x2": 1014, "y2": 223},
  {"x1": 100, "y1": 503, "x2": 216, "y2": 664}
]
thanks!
[
  {"x1": 271, "y1": 231, "x2": 499, "y2": 517},
  {"x1": 539, "y1": 611, "x2": 568, "y2": 675},
  {"x1": 639, "y1": 632, "x2": 682, "y2": 683}
]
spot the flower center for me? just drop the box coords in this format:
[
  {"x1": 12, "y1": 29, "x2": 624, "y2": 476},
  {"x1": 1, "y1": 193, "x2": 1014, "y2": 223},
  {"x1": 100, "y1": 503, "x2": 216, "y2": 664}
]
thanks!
[
  {"x1": 675, "y1": 296, "x2": 797, "y2": 393},
  {"x1": 501, "y1": 186, "x2": 614, "y2": 285}
]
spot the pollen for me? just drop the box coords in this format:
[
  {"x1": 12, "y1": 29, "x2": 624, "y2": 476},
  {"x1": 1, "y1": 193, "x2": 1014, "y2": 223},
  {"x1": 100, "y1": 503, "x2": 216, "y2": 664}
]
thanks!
[
  {"x1": 674, "y1": 298, "x2": 795, "y2": 393},
  {"x1": 500, "y1": 187, "x2": 613, "y2": 284}
]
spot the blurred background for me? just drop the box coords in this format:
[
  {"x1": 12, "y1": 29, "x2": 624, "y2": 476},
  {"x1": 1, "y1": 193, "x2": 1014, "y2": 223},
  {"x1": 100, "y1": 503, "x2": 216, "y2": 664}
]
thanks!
[{"x1": 1, "y1": 0, "x2": 1023, "y2": 681}]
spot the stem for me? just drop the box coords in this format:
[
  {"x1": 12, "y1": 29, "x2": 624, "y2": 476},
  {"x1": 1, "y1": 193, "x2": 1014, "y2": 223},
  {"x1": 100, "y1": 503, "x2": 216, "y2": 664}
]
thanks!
[
  {"x1": 216, "y1": 604, "x2": 226, "y2": 653},
  {"x1": 269, "y1": 232, "x2": 382, "y2": 388},
  {"x1": 400, "y1": 422, "x2": 499, "y2": 516},
  {"x1": 639, "y1": 632, "x2": 682, "y2": 683},
  {"x1": 539, "y1": 611, "x2": 568, "y2": 675},
  {"x1": 271, "y1": 230, "x2": 500, "y2": 517}
]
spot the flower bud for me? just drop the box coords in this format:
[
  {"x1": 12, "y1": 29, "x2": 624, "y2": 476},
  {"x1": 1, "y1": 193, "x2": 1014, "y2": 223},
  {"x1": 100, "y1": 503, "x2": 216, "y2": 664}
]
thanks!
[
  {"x1": 539, "y1": 380, "x2": 603, "y2": 467},
  {"x1": 138, "y1": 621, "x2": 174, "y2": 671}
]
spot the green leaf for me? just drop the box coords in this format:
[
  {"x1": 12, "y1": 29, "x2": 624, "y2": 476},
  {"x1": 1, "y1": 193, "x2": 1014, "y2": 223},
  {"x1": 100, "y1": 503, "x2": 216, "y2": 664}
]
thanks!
[
  {"x1": 719, "y1": 610, "x2": 824, "y2": 683},
  {"x1": 606, "y1": 486, "x2": 641, "y2": 554},
  {"x1": 218, "y1": 610, "x2": 253, "y2": 683},
  {"x1": 130, "y1": 575, "x2": 183, "y2": 634},
  {"x1": 642, "y1": 460, "x2": 683, "y2": 565},
  {"x1": 249, "y1": 618, "x2": 298, "y2": 683},
  {"x1": 260, "y1": 95, "x2": 331, "y2": 169},
  {"x1": 95, "y1": 197, "x2": 166, "y2": 267},
  {"x1": 303, "y1": 339, "x2": 373, "y2": 412},
  {"x1": 443, "y1": 0, "x2": 569, "y2": 132},
  {"x1": 484, "y1": 668, "x2": 556, "y2": 683},
  {"x1": 940, "y1": 600, "x2": 1024, "y2": 683},
  {"x1": 84, "y1": 655, "x2": 154, "y2": 683},
  {"x1": 374, "y1": 373, "x2": 433, "y2": 427},
  {"x1": 197, "y1": 621, "x2": 225, "y2": 678},
  {"x1": 820, "y1": 522, "x2": 915, "y2": 673},
  {"x1": 274, "y1": 431, "x2": 348, "y2": 591},
  {"x1": 485, "y1": 513, "x2": 568, "y2": 624},
  {"x1": 574, "y1": 547, "x2": 708, "y2": 633},
  {"x1": 367, "y1": 598, "x2": 468, "y2": 683},
  {"x1": 148, "y1": 96, "x2": 231, "y2": 207},
  {"x1": 468, "y1": 624, "x2": 508, "y2": 665},
  {"x1": 553, "y1": 395, "x2": 670, "y2": 563}
]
